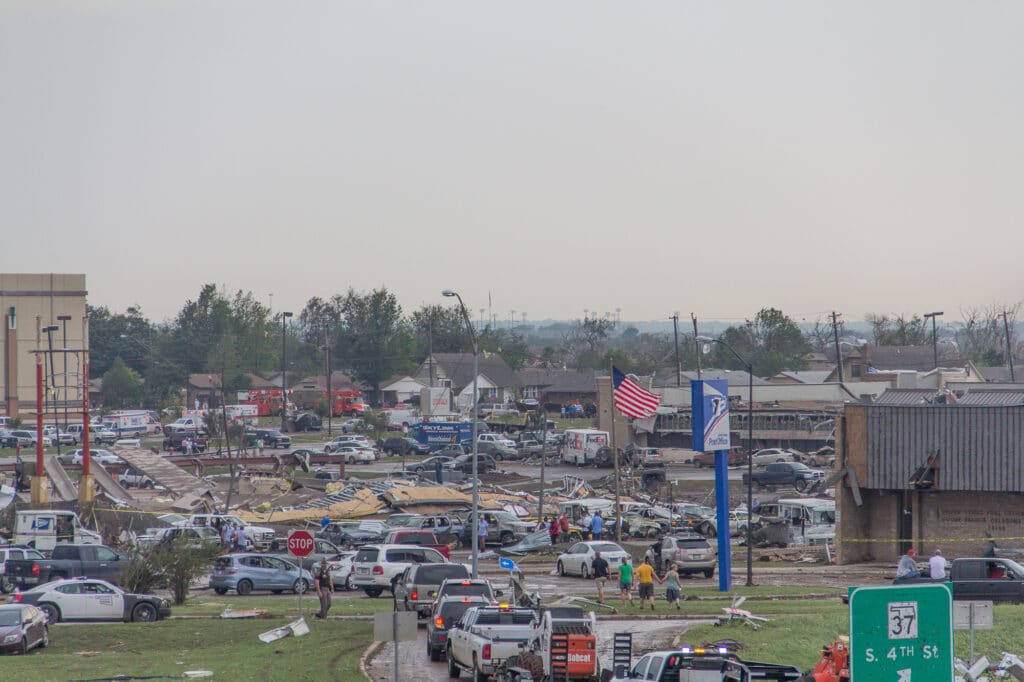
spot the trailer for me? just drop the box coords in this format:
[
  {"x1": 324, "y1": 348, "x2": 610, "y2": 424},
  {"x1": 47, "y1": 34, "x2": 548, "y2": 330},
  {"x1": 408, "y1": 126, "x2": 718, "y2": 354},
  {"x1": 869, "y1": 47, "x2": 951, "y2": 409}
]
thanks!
[{"x1": 411, "y1": 421, "x2": 476, "y2": 451}]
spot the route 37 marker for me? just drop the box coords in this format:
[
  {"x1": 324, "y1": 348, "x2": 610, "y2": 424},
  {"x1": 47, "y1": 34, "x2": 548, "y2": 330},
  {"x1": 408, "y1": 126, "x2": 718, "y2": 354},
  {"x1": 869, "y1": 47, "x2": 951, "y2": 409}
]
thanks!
[{"x1": 849, "y1": 583, "x2": 953, "y2": 682}]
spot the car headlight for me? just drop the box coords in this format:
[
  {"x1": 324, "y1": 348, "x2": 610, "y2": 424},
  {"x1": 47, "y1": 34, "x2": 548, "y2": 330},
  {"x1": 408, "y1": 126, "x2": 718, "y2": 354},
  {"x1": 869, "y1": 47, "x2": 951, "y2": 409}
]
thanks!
[{"x1": 4, "y1": 634, "x2": 20, "y2": 643}]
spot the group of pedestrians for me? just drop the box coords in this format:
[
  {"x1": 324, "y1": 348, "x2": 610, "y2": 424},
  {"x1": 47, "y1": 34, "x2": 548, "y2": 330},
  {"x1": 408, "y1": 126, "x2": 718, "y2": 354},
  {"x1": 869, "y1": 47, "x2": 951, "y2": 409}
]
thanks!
[
  {"x1": 216, "y1": 520, "x2": 250, "y2": 552},
  {"x1": 537, "y1": 510, "x2": 606, "y2": 543},
  {"x1": 588, "y1": 551, "x2": 683, "y2": 609}
]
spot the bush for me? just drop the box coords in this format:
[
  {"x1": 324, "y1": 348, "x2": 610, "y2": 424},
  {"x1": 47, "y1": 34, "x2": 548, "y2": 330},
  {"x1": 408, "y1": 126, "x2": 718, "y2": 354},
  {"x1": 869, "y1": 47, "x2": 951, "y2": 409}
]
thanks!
[
  {"x1": 144, "y1": 537, "x2": 222, "y2": 605},
  {"x1": 121, "y1": 552, "x2": 164, "y2": 595}
]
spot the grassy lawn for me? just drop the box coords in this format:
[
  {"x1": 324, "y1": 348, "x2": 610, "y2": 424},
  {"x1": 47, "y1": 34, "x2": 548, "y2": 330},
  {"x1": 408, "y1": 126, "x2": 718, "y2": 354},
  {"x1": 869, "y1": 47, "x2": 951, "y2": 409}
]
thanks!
[
  {"x1": 184, "y1": 593, "x2": 394, "y2": 617},
  {"x1": 4, "y1": 618, "x2": 372, "y2": 682}
]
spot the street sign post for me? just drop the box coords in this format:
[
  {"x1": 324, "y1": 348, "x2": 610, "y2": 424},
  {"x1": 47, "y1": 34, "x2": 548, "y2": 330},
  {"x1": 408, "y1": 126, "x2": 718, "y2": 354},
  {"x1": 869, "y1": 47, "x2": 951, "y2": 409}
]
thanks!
[
  {"x1": 849, "y1": 583, "x2": 954, "y2": 682},
  {"x1": 691, "y1": 379, "x2": 732, "y2": 592},
  {"x1": 288, "y1": 530, "x2": 315, "y2": 622},
  {"x1": 373, "y1": 611, "x2": 418, "y2": 682}
]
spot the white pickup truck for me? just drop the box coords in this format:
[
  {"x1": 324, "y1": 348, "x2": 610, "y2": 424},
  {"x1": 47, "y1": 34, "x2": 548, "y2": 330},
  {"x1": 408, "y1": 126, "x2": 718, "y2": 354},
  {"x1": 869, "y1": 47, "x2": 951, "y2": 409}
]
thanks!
[
  {"x1": 446, "y1": 605, "x2": 538, "y2": 680},
  {"x1": 183, "y1": 514, "x2": 276, "y2": 550}
]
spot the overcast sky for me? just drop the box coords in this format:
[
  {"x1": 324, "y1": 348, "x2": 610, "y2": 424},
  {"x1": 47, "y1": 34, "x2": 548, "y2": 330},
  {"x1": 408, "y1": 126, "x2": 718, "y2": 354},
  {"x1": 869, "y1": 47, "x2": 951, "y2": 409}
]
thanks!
[{"x1": 3, "y1": 2, "x2": 1022, "y2": 325}]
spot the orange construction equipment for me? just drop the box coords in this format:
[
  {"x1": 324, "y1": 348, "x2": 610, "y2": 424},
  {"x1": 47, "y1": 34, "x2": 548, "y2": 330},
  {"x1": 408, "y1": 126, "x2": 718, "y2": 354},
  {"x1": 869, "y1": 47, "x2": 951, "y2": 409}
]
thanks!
[{"x1": 807, "y1": 638, "x2": 850, "y2": 682}]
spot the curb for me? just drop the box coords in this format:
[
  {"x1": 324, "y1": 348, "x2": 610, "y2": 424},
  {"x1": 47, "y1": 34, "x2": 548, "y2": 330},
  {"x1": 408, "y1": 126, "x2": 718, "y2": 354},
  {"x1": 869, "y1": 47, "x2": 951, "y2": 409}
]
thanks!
[{"x1": 360, "y1": 639, "x2": 386, "y2": 681}]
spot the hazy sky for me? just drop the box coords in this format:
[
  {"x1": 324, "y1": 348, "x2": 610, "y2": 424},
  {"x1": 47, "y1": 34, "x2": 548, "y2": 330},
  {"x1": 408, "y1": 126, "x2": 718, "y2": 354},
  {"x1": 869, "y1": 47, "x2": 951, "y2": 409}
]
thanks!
[{"x1": 3, "y1": 2, "x2": 1022, "y2": 325}]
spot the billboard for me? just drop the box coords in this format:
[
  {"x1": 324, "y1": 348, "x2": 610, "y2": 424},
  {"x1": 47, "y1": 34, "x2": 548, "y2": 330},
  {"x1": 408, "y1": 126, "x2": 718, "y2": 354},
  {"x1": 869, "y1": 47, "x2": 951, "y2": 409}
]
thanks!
[{"x1": 691, "y1": 379, "x2": 731, "y2": 451}]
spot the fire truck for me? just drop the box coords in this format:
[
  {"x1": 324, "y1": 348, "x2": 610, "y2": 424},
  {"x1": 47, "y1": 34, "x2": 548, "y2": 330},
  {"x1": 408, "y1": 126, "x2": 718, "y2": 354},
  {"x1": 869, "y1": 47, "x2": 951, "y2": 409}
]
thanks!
[
  {"x1": 327, "y1": 390, "x2": 368, "y2": 417},
  {"x1": 239, "y1": 389, "x2": 289, "y2": 417}
]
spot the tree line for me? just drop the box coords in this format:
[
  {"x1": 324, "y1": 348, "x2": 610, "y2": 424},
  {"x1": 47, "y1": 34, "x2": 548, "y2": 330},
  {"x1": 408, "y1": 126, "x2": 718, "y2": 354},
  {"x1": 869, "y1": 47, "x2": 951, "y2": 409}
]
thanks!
[{"x1": 89, "y1": 285, "x2": 1021, "y2": 409}]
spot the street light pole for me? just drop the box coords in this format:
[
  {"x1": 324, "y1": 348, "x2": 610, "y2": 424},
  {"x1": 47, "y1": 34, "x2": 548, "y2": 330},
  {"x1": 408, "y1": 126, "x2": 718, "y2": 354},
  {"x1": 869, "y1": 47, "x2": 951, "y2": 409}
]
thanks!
[
  {"x1": 923, "y1": 311, "x2": 944, "y2": 370},
  {"x1": 281, "y1": 312, "x2": 293, "y2": 431},
  {"x1": 42, "y1": 325, "x2": 59, "y2": 456},
  {"x1": 58, "y1": 315, "x2": 71, "y2": 432},
  {"x1": 698, "y1": 335, "x2": 756, "y2": 587},
  {"x1": 671, "y1": 313, "x2": 682, "y2": 387},
  {"x1": 443, "y1": 289, "x2": 479, "y2": 579}
]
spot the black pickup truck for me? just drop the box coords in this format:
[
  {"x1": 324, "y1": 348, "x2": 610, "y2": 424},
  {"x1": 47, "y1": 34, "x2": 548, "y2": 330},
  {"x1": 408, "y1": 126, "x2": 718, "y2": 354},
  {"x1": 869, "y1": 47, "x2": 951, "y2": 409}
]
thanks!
[
  {"x1": 893, "y1": 557, "x2": 1024, "y2": 603},
  {"x1": 4, "y1": 544, "x2": 126, "y2": 589},
  {"x1": 742, "y1": 462, "x2": 824, "y2": 491}
]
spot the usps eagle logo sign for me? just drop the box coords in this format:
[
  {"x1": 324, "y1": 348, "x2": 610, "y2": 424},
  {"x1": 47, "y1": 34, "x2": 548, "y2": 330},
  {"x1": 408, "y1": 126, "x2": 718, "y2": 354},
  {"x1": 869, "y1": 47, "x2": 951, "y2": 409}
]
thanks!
[{"x1": 691, "y1": 379, "x2": 731, "y2": 451}]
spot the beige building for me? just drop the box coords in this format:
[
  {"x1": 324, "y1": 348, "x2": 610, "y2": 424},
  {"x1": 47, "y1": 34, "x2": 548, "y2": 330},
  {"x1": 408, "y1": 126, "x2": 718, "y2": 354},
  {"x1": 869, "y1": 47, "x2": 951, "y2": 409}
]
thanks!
[{"x1": 1, "y1": 274, "x2": 88, "y2": 419}]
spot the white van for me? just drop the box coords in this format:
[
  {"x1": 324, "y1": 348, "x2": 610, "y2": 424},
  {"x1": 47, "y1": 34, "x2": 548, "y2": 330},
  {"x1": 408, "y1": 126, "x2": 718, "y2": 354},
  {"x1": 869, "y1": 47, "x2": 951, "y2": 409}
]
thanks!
[
  {"x1": 14, "y1": 510, "x2": 102, "y2": 551},
  {"x1": 562, "y1": 429, "x2": 609, "y2": 466}
]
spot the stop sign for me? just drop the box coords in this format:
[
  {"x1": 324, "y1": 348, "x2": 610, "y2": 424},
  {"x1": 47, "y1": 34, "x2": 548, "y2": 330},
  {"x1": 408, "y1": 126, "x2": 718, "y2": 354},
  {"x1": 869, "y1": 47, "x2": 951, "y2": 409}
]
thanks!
[{"x1": 287, "y1": 530, "x2": 315, "y2": 557}]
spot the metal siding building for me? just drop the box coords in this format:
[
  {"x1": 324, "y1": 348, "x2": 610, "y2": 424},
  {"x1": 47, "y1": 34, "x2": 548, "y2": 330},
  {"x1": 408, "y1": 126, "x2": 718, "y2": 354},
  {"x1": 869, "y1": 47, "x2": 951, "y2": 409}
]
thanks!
[{"x1": 866, "y1": 406, "x2": 1024, "y2": 492}]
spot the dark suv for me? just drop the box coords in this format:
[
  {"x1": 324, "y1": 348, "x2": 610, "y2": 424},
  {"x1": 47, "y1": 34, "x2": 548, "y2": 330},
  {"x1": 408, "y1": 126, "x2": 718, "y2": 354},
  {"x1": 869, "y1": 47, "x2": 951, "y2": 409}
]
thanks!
[
  {"x1": 252, "y1": 429, "x2": 291, "y2": 449},
  {"x1": 449, "y1": 453, "x2": 497, "y2": 474},
  {"x1": 381, "y1": 437, "x2": 431, "y2": 456},
  {"x1": 426, "y1": 595, "x2": 492, "y2": 661}
]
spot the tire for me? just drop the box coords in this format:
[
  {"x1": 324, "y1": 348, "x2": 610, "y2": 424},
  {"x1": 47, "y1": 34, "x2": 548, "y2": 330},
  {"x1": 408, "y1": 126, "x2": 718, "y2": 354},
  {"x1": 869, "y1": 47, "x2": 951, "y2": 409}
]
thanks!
[
  {"x1": 794, "y1": 478, "x2": 808, "y2": 493},
  {"x1": 347, "y1": 456, "x2": 355, "y2": 464},
  {"x1": 704, "y1": 523, "x2": 717, "y2": 538},
  {"x1": 557, "y1": 561, "x2": 566, "y2": 576},
  {"x1": 132, "y1": 602, "x2": 158, "y2": 622},
  {"x1": 364, "y1": 587, "x2": 383, "y2": 598},
  {"x1": 776, "y1": 458, "x2": 785, "y2": 463},
  {"x1": 703, "y1": 568, "x2": 715, "y2": 579},
  {"x1": 472, "y1": 654, "x2": 486, "y2": 682},
  {"x1": 0, "y1": 576, "x2": 12, "y2": 594},
  {"x1": 214, "y1": 587, "x2": 228, "y2": 595},
  {"x1": 293, "y1": 579, "x2": 309, "y2": 594},
  {"x1": 429, "y1": 645, "x2": 441, "y2": 662},
  {"x1": 237, "y1": 579, "x2": 254, "y2": 596},
  {"x1": 18, "y1": 637, "x2": 27, "y2": 655},
  {"x1": 448, "y1": 647, "x2": 461, "y2": 678},
  {"x1": 344, "y1": 575, "x2": 353, "y2": 591},
  {"x1": 646, "y1": 527, "x2": 659, "y2": 538},
  {"x1": 499, "y1": 532, "x2": 514, "y2": 546},
  {"x1": 144, "y1": 481, "x2": 155, "y2": 489},
  {"x1": 38, "y1": 603, "x2": 60, "y2": 624},
  {"x1": 696, "y1": 461, "x2": 704, "y2": 469},
  {"x1": 581, "y1": 562, "x2": 590, "y2": 579}
]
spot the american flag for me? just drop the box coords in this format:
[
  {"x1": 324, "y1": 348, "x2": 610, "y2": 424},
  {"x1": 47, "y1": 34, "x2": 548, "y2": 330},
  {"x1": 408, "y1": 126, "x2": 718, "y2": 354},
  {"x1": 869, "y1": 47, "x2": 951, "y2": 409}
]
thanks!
[{"x1": 612, "y1": 366, "x2": 661, "y2": 418}]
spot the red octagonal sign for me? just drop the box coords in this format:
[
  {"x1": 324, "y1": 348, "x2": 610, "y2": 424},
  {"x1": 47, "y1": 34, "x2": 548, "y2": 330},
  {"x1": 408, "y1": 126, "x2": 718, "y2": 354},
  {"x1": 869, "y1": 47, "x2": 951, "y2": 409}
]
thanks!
[{"x1": 287, "y1": 530, "x2": 315, "y2": 558}]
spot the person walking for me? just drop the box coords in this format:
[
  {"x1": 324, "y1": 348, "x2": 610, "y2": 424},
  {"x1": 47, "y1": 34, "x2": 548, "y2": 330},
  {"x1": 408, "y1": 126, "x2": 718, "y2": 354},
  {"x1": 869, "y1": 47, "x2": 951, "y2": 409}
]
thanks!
[
  {"x1": 234, "y1": 525, "x2": 249, "y2": 552},
  {"x1": 929, "y1": 549, "x2": 947, "y2": 579},
  {"x1": 314, "y1": 561, "x2": 334, "y2": 619},
  {"x1": 662, "y1": 562, "x2": 683, "y2": 609},
  {"x1": 257, "y1": 437, "x2": 265, "y2": 456},
  {"x1": 614, "y1": 556, "x2": 635, "y2": 607},
  {"x1": 580, "y1": 510, "x2": 593, "y2": 541},
  {"x1": 549, "y1": 517, "x2": 560, "y2": 546},
  {"x1": 559, "y1": 513, "x2": 570, "y2": 544},
  {"x1": 896, "y1": 548, "x2": 921, "y2": 579},
  {"x1": 636, "y1": 557, "x2": 657, "y2": 610},
  {"x1": 591, "y1": 512, "x2": 604, "y2": 541},
  {"x1": 591, "y1": 550, "x2": 610, "y2": 603},
  {"x1": 536, "y1": 517, "x2": 548, "y2": 533},
  {"x1": 477, "y1": 515, "x2": 489, "y2": 552}
]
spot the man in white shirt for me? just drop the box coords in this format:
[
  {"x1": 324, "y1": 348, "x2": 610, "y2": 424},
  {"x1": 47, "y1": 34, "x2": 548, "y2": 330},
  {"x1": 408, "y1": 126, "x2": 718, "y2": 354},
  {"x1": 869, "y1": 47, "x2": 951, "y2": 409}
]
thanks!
[{"x1": 929, "y1": 549, "x2": 947, "y2": 580}]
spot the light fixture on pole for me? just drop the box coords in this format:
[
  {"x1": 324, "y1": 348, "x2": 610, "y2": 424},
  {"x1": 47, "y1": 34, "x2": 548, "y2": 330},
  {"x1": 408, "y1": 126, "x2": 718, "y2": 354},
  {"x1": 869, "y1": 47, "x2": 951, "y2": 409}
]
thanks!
[
  {"x1": 697, "y1": 335, "x2": 755, "y2": 587},
  {"x1": 280, "y1": 312, "x2": 293, "y2": 431},
  {"x1": 442, "y1": 289, "x2": 480, "y2": 578},
  {"x1": 923, "y1": 311, "x2": 944, "y2": 370}
]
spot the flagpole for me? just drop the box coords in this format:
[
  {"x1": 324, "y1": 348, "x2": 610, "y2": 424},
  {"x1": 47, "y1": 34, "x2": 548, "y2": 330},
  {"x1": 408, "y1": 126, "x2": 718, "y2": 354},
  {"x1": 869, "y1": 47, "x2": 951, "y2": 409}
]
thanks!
[{"x1": 610, "y1": 362, "x2": 621, "y2": 543}]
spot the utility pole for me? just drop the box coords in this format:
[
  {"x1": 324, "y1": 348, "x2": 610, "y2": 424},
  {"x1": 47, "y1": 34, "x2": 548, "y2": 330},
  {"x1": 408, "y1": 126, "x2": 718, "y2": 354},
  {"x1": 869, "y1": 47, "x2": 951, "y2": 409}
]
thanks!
[
  {"x1": 923, "y1": 311, "x2": 944, "y2": 370},
  {"x1": 1004, "y1": 311, "x2": 1016, "y2": 382},
  {"x1": 58, "y1": 315, "x2": 71, "y2": 431},
  {"x1": 324, "y1": 326, "x2": 333, "y2": 435},
  {"x1": 280, "y1": 312, "x2": 293, "y2": 431},
  {"x1": 671, "y1": 313, "x2": 682, "y2": 387},
  {"x1": 831, "y1": 311, "x2": 845, "y2": 382},
  {"x1": 691, "y1": 314, "x2": 702, "y2": 380}
]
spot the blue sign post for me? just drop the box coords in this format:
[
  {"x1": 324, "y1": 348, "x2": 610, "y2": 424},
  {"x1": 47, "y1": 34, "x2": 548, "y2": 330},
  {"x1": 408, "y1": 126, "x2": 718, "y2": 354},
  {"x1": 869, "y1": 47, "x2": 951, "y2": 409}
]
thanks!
[{"x1": 692, "y1": 380, "x2": 732, "y2": 592}]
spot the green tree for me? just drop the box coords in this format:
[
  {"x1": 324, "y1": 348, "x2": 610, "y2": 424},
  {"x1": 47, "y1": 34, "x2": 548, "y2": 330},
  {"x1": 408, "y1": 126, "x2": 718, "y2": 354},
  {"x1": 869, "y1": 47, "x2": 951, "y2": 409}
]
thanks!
[
  {"x1": 88, "y1": 305, "x2": 154, "y2": 376},
  {"x1": 101, "y1": 358, "x2": 143, "y2": 409},
  {"x1": 409, "y1": 304, "x2": 471, "y2": 361},
  {"x1": 716, "y1": 308, "x2": 812, "y2": 377},
  {"x1": 334, "y1": 288, "x2": 415, "y2": 399},
  {"x1": 479, "y1": 327, "x2": 532, "y2": 370}
]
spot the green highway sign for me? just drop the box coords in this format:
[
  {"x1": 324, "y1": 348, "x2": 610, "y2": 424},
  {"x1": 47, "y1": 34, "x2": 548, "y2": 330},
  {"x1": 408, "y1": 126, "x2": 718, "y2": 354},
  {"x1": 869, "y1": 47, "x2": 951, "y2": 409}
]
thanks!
[{"x1": 849, "y1": 583, "x2": 953, "y2": 682}]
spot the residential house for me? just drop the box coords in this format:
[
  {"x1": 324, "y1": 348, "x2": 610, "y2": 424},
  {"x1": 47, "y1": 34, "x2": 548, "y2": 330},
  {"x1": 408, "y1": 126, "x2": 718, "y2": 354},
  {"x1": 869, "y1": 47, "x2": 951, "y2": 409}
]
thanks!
[
  {"x1": 187, "y1": 373, "x2": 277, "y2": 409},
  {"x1": 380, "y1": 376, "x2": 427, "y2": 406},
  {"x1": 414, "y1": 353, "x2": 519, "y2": 410}
]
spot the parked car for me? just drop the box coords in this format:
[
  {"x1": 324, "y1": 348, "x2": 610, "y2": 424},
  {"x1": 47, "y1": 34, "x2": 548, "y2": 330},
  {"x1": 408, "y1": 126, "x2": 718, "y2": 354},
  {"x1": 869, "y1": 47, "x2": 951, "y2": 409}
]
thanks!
[
  {"x1": 556, "y1": 541, "x2": 630, "y2": 578},
  {"x1": 325, "y1": 551, "x2": 359, "y2": 591},
  {"x1": 749, "y1": 448, "x2": 795, "y2": 466},
  {"x1": 43, "y1": 426, "x2": 76, "y2": 446},
  {"x1": 324, "y1": 435, "x2": 372, "y2": 453},
  {"x1": 269, "y1": 538, "x2": 345, "y2": 571},
  {"x1": 384, "y1": 515, "x2": 460, "y2": 545},
  {"x1": 407, "y1": 456, "x2": 455, "y2": 474},
  {"x1": 645, "y1": 535, "x2": 717, "y2": 578},
  {"x1": 334, "y1": 446, "x2": 375, "y2": 464},
  {"x1": 742, "y1": 462, "x2": 824, "y2": 491},
  {"x1": 0, "y1": 546, "x2": 45, "y2": 593},
  {"x1": 692, "y1": 447, "x2": 748, "y2": 468},
  {"x1": 251, "y1": 429, "x2": 291, "y2": 449},
  {"x1": 57, "y1": 449, "x2": 122, "y2": 466},
  {"x1": 15, "y1": 577, "x2": 171, "y2": 623},
  {"x1": 8, "y1": 430, "x2": 50, "y2": 448},
  {"x1": 449, "y1": 453, "x2": 497, "y2": 475},
  {"x1": 317, "y1": 521, "x2": 386, "y2": 548},
  {"x1": 477, "y1": 433, "x2": 516, "y2": 449},
  {"x1": 382, "y1": 531, "x2": 451, "y2": 560},
  {"x1": 351, "y1": 544, "x2": 449, "y2": 598},
  {"x1": 340, "y1": 418, "x2": 364, "y2": 433},
  {"x1": 437, "y1": 443, "x2": 467, "y2": 457},
  {"x1": 381, "y1": 437, "x2": 430, "y2": 456},
  {"x1": 0, "y1": 430, "x2": 18, "y2": 449},
  {"x1": 210, "y1": 554, "x2": 313, "y2": 595},
  {"x1": 313, "y1": 469, "x2": 342, "y2": 482},
  {"x1": 4, "y1": 544, "x2": 127, "y2": 589},
  {"x1": 0, "y1": 603, "x2": 48, "y2": 654},
  {"x1": 116, "y1": 468, "x2": 155, "y2": 489}
]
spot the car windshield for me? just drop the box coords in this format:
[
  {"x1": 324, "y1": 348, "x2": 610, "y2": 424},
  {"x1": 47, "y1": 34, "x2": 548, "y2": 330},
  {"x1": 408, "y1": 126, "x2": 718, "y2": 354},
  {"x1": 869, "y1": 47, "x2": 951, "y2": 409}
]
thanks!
[
  {"x1": 0, "y1": 611, "x2": 21, "y2": 626},
  {"x1": 591, "y1": 543, "x2": 624, "y2": 553}
]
